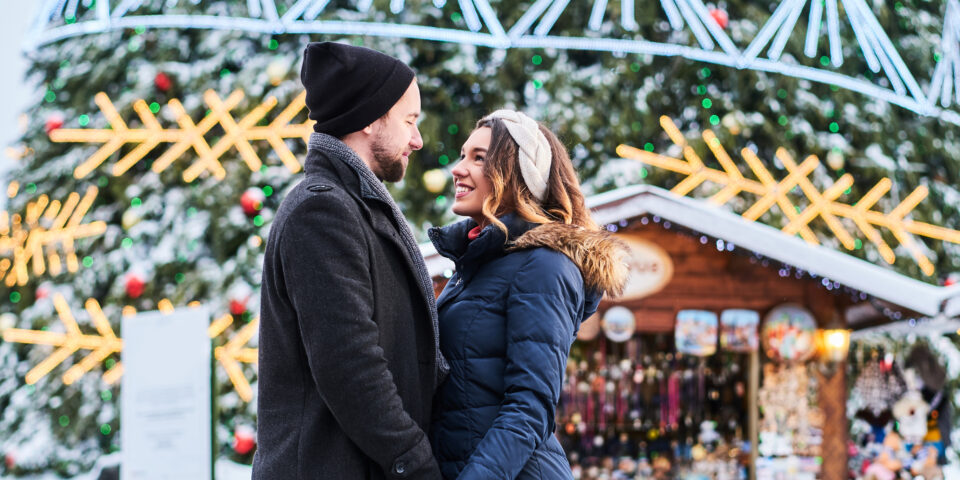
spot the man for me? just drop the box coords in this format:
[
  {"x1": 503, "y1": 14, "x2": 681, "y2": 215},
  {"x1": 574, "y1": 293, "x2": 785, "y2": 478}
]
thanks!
[{"x1": 254, "y1": 42, "x2": 445, "y2": 479}]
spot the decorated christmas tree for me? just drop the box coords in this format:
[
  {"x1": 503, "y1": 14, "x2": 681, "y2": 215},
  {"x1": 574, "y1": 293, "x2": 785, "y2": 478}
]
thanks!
[{"x1": 0, "y1": 0, "x2": 958, "y2": 475}]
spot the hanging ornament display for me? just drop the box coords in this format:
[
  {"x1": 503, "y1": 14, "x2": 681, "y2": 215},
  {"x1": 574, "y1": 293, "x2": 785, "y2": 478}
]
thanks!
[
  {"x1": 577, "y1": 311, "x2": 601, "y2": 341},
  {"x1": 892, "y1": 389, "x2": 930, "y2": 444},
  {"x1": 698, "y1": 420, "x2": 720, "y2": 445},
  {"x1": 761, "y1": 304, "x2": 817, "y2": 363},
  {"x1": 241, "y1": 188, "x2": 266, "y2": 217},
  {"x1": 125, "y1": 273, "x2": 146, "y2": 299},
  {"x1": 422, "y1": 168, "x2": 448, "y2": 193},
  {"x1": 757, "y1": 364, "x2": 824, "y2": 459},
  {"x1": 675, "y1": 310, "x2": 718, "y2": 356},
  {"x1": 44, "y1": 113, "x2": 64, "y2": 135},
  {"x1": 709, "y1": 8, "x2": 729, "y2": 29},
  {"x1": 232, "y1": 425, "x2": 256, "y2": 455},
  {"x1": 602, "y1": 306, "x2": 635, "y2": 342},
  {"x1": 267, "y1": 59, "x2": 287, "y2": 87},
  {"x1": 720, "y1": 309, "x2": 759, "y2": 353},
  {"x1": 154, "y1": 72, "x2": 172, "y2": 92},
  {"x1": 850, "y1": 357, "x2": 905, "y2": 423}
]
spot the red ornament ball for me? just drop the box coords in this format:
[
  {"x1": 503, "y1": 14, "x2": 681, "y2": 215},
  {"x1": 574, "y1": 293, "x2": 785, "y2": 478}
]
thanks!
[
  {"x1": 5, "y1": 452, "x2": 15, "y2": 469},
  {"x1": 945, "y1": 275, "x2": 957, "y2": 287},
  {"x1": 154, "y1": 72, "x2": 172, "y2": 92},
  {"x1": 233, "y1": 425, "x2": 256, "y2": 455},
  {"x1": 45, "y1": 113, "x2": 64, "y2": 135},
  {"x1": 36, "y1": 285, "x2": 50, "y2": 300},
  {"x1": 710, "y1": 8, "x2": 729, "y2": 29},
  {"x1": 125, "y1": 274, "x2": 146, "y2": 299},
  {"x1": 229, "y1": 297, "x2": 248, "y2": 316},
  {"x1": 241, "y1": 188, "x2": 266, "y2": 217}
]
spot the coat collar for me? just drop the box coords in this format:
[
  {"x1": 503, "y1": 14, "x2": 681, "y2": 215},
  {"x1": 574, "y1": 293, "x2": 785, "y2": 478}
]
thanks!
[
  {"x1": 428, "y1": 214, "x2": 536, "y2": 282},
  {"x1": 306, "y1": 139, "x2": 435, "y2": 314},
  {"x1": 431, "y1": 215, "x2": 631, "y2": 313},
  {"x1": 304, "y1": 134, "x2": 382, "y2": 203}
]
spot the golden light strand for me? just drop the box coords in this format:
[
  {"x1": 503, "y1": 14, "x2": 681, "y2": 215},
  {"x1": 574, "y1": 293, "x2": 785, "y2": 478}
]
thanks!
[
  {"x1": 50, "y1": 90, "x2": 313, "y2": 182},
  {"x1": 617, "y1": 116, "x2": 960, "y2": 276}
]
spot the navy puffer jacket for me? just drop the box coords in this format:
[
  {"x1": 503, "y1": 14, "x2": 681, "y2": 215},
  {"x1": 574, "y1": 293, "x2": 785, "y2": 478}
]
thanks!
[{"x1": 428, "y1": 215, "x2": 628, "y2": 479}]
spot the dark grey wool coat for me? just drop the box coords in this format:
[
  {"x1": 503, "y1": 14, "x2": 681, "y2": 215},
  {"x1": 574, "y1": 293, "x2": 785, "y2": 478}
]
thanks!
[{"x1": 253, "y1": 139, "x2": 442, "y2": 479}]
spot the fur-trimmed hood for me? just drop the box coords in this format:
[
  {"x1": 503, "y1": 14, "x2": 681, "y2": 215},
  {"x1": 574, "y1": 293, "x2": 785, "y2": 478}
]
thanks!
[
  {"x1": 429, "y1": 215, "x2": 630, "y2": 298},
  {"x1": 511, "y1": 223, "x2": 630, "y2": 298}
]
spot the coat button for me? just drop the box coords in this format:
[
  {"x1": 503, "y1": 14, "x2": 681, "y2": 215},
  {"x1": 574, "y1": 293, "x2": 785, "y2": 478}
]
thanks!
[{"x1": 393, "y1": 461, "x2": 407, "y2": 475}]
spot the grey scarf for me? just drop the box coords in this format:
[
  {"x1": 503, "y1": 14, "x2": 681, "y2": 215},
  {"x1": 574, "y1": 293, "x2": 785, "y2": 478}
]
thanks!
[{"x1": 308, "y1": 132, "x2": 449, "y2": 383}]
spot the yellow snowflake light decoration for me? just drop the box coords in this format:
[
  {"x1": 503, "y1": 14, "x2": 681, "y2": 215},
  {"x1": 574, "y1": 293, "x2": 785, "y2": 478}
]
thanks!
[
  {"x1": 3, "y1": 303, "x2": 259, "y2": 401},
  {"x1": 617, "y1": 116, "x2": 960, "y2": 276},
  {"x1": 209, "y1": 313, "x2": 259, "y2": 402},
  {"x1": 50, "y1": 89, "x2": 313, "y2": 182},
  {"x1": 0, "y1": 185, "x2": 106, "y2": 286},
  {"x1": 2, "y1": 294, "x2": 123, "y2": 385}
]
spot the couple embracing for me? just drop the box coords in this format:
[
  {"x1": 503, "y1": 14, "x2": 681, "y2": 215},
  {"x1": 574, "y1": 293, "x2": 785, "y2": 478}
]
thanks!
[{"x1": 253, "y1": 42, "x2": 629, "y2": 480}]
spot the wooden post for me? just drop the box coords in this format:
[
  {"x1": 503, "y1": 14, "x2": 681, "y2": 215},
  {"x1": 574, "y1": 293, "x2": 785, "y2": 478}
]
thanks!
[
  {"x1": 748, "y1": 349, "x2": 759, "y2": 480},
  {"x1": 818, "y1": 363, "x2": 847, "y2": 480}
]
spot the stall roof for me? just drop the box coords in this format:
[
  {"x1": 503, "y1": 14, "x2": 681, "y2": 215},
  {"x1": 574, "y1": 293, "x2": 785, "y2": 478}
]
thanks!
[{"x1": 419, "y1": 184, "x2": 960, "y2": 319}]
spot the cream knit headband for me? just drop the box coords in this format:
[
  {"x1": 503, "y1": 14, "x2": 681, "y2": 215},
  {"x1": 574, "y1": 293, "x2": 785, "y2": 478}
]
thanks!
[{"x1": 482, "y1": 110, "x2": 552, "y2": 201}]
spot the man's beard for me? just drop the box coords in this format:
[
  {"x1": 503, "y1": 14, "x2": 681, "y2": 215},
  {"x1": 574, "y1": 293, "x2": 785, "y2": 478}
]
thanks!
[{"x1": 370, "y1": 129, "x2": 406, "y2": 183}]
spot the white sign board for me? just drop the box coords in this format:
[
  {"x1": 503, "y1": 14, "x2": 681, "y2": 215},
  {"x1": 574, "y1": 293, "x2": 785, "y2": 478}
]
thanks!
[
  {"x1": 615, "y1": 234, "x2": 674, "y2": 301},
  {"x1": 122, "y1": 307, "x2": 211, "y2": 480}
]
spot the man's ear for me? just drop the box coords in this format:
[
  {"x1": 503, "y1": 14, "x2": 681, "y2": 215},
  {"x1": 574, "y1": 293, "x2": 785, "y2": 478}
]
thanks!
[{"x1": 361, "y1": 122, "x2": 376, "y2": 135}]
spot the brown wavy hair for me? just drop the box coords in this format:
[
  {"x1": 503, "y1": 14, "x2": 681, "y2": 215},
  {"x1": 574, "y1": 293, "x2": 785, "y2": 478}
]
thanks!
[{"x1": 475, "y1": 116, "x2": 597, "y2": 236}]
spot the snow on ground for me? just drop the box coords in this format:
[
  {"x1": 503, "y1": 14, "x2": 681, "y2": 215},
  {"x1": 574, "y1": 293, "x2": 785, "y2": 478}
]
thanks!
[{"x1": 0, "y1": 457, "x2": 253, "y2": 480}]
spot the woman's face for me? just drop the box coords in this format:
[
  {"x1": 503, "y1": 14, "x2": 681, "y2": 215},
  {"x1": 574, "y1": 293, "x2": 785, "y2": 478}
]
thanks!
[
  {"x1": 453, "y1": 127, "x2": 492, "y2": 224},
  {"x1": 451, "y1": 127, "x2": 493, "y2": 225}
]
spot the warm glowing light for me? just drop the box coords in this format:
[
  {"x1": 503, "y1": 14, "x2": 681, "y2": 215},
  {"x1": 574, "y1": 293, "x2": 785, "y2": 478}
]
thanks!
[
  {"x1": 157, "y1": 298, "x2": 174, "y2": 314},
  {"x1": 213, "y1": 316, "x2": 259, "y2": 402},
  {"x1": 1, "y1": 294, "x2": 123, "y2": 385},
  {"x1": 618, "y1": 116, "x2": 960, "y2": 275},
  {"x1": 51, "y1": 90, "x2": 313, "y2": 182},
  {"x1": 0, "y1": 187, "x2": 106, "y2": 286},
  {"x1": 8, "y1": 304, "x2": 260, "y2": 399},
  {"x1": 208, "y1": 313, "x2": 234, "y2": 337},
  {"x1": 819, "y1": 328, "x2": 851, "y2": 364},
  {"x1": 826, "y1": 330, "x2": 847, "y2": 348}
]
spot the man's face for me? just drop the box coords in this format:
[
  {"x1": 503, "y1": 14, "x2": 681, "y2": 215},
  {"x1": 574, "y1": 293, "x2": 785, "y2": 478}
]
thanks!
[{"x1": 370, "y1": 79, "x2": 423, "y2": 182}]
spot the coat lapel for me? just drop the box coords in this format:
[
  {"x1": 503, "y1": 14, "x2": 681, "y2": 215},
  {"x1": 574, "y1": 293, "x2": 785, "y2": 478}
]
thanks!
[
  {"x1": 322, "y1": 149, "x2": 438, "y2": 349},
  {"x1": 364, "y1": 197, "x2": 437, "y2": 322},
  {"x1": 368, "y1": 206, "x2": 420, "y2": 275}
]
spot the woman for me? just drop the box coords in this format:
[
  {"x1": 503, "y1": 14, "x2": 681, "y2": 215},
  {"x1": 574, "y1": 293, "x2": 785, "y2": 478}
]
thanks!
[{"x1": 428, "y1": 110, "x2": 629, "y2": 479}]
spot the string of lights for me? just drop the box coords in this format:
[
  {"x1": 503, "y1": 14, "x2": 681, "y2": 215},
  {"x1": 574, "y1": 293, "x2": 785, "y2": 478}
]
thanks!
[
  {"x1": 616, "y1": 116, "x2": 960, "y2": 277},
  {"x1": 3, "y1": 304, "x2": 259, "y2": 401},
  {"x1": 23, "y1": 0, "x2": 960, "y2": 127}
]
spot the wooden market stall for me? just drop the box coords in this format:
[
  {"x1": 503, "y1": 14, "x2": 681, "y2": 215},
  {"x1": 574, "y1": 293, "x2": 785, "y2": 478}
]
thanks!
[{"x1": 422, "y1": 185, "x2": 960, "y2": 480}]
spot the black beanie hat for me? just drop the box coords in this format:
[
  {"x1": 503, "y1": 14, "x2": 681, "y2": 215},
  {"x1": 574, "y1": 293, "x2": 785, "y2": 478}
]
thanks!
[{"x1": 300, "y1": 42, "x2": 415, "y2": 137}]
